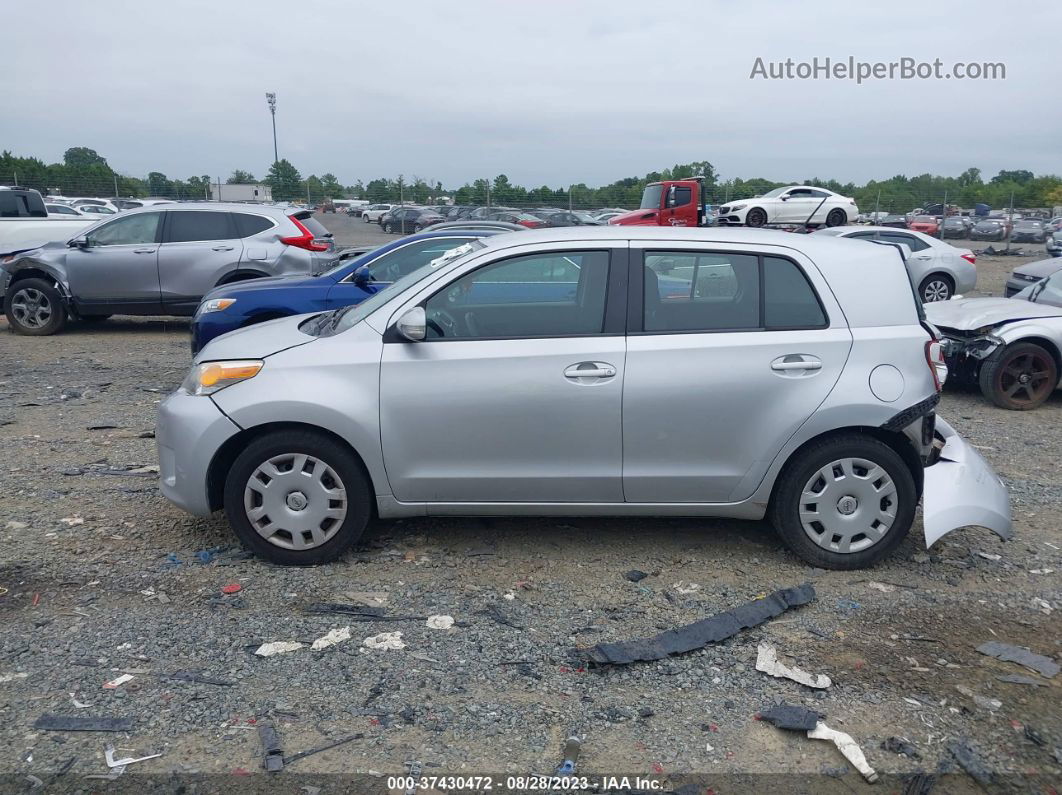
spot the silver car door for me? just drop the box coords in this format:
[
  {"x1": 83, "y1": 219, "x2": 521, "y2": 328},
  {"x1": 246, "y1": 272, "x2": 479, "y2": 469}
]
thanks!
[
  {"x1": 157, "y1": 210, "x2": 244, "y2": 313},
  {"x1": 65, "y1": 211, "x2": 163, "y2": 312},
  {"x1": 379, "y1": 245, "x2": 627, "y2": 503},
  {"x1": 623, "y1": 243, "x2": 852, "y2": 503}
]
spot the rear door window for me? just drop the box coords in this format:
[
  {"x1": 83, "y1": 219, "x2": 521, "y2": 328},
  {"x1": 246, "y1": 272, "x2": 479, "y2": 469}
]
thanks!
[
  {"x1": 643, "y1": 252, "x2": 759, "y2": 331},
  {"x1": 165, "y1": 211, "x2": 235, "y2": 243}
]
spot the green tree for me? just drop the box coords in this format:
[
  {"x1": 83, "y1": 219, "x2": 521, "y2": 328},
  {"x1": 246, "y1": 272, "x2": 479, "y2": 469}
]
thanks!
[
  {"x1": 146, "y1": 172, "x2": 173, "y2": 196},
  {"x1": 227, "y1": 169, "x2": 256, "y2": 184},
  {"x1": 991, "y1": 169, "x2": 1034, "y2": 185},
  {"x1": 63, "y1": 147, "x2": 108, "y2": 169},
  {"x1": 264, "y1": 159, "x2": 303, "y2": 201},
  {"x1": 319, "y1": 172, "x2": 343, "y2": 197}
]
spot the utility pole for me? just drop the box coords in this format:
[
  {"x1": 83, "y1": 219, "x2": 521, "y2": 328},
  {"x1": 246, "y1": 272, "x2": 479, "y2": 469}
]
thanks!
[
  {"x1": 485, "y1": 180, "x2": 491, "y2": 209},
  {"x1": 113, "y1": 174, "x2": 119, "y2": 198},
  {"x1": 569, "y1": 185, "x2": 573, "y2": 211},
  {"x1": 217, "y1": 177, "x2": 222, "y2": 202},
  {"x1": 265, "y1": 92, "x2": 278, "y2": 164},
  {"x1": 1005, "y1": 190, "x2": 1015, "y2": 253}
]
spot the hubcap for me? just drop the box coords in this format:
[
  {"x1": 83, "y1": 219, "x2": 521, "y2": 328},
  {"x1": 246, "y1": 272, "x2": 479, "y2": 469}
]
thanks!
[
  {"x1": 923, "y1": 281, "x2": 949, "y2": 302},
  {"x1": 799, "y1": 457, "x2": 898, "y2": 554},
  {"x1": 999, "y1": 352, "x2": 1053, "y2": 405},
  {"x1": 11, "y1": 288, "x2": 53, "y2": 329},
  {"x1": 243, "y1": 453, "x2": 347, "y2": 550}
]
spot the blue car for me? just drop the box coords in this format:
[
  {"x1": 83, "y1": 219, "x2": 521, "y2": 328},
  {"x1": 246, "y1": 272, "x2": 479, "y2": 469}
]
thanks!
[{"x1": 191, "y1": 231, "x2": 496, "y2": 354}]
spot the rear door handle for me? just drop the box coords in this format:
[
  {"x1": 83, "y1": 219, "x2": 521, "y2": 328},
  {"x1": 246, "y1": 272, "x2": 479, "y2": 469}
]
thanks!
[
  {"x1": 133, "y1": 248, "x2": 156, "y2": 254},
  {"x1": 564, "y1": 362, "x2": 617, "y2": 379},
  {"x1": 212, "y1": 245, "x2": 235, "y2": 251},
  {"x1": 771, "y1": 355, "x2": 822, "y2": 372}
]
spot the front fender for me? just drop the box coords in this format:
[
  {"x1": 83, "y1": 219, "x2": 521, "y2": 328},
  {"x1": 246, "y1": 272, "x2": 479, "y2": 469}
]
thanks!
[{"x1": 994, "y1": 321, "x2": 1062, "y2": 353}]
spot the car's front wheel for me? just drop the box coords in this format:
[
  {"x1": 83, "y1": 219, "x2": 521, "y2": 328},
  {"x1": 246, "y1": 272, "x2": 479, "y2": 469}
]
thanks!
[
  {"x1": 223, "y1": 429, "x2": 372, "y2": 565},
  {"x1": 745, "y1": 207, "x2": 767, "y2": 228},
  {"x1": 4, "y1": 278, "x2": 67, "y2": 336},
  {"x1": 770, "y1": 435, "x2": 916, "y2": 569},
  {"x1": 919, "y1": 274, "x2": 953, "y2": 302},
  {"x1": 978, "y1": 341, "x2": 1058, "y2": 410}
]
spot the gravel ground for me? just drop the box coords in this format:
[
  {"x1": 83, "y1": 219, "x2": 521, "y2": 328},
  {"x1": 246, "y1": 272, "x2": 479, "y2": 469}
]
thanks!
[{"x1": 0, "y1": 222, "x2": 1059, "y2": 791}]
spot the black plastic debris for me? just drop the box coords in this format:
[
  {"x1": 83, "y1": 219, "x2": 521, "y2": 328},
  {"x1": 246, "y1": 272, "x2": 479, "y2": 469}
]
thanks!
[
  {"x1": 258, "y1": 722, "x2": 284, "y2": 773},
  {"x1": 283, "y1": 733, "x2": 363, "y2": 766},
  {"x1": 582, "y1": 583, "x2": 816, "y2": 665},
  {"x1": 882, "y1": 736, "x2": 921, "y2": 759},
  {"x1": 304, "y1": 603, "x2": 423, "y2": 621},
  {"x1": 758, "y1": 703, "x2": 823, "y2": 731},
  {"x1": 625, "y1": 570, "x2": 649, "y2": 583},
  {"x1": 901, "y1": 772, "x2": 936, "y2": 795},
  {"x1": 976, "y1": 641, "x2": 1059, "y2": 678},
  {"x1": 478, "y1": 602, "x2": 526, "y2": 630},
  {"x1": 33, "y1": 715, "x2": 133, "y2": 732},
  {"x1": 948, "y1": 738, "x2": 992, "y2": 786}
]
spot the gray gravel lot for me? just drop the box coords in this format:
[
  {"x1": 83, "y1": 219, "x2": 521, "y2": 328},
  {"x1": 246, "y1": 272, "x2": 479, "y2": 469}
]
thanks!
[{"x1": 0, "y1": 220, "x2": 1059, "y2": 790}]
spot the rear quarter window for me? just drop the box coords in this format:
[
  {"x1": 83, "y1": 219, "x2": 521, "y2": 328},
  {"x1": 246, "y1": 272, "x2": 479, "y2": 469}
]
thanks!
[
  {"x1": 763, "y1": 256, "x2": 827, "y2": 328},
  {"x1": 233, "y1": 213, "x2": 274, "y2": 238}
]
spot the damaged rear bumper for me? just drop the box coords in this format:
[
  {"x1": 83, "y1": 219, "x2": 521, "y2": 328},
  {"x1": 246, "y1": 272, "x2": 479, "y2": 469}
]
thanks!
[{"x1": 922, "y1": 416, "x2": 1012, "y2": 547}]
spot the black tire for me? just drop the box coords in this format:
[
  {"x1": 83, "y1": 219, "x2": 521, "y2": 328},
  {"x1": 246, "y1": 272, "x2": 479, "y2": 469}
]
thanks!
[
  {"x1": 80, "y1": 314, "x2": 112, "y2": 322},
  {"x1": 978, "y1": 341, "x2": 1058, "y2": 411},
  {"x1": 413, "y1": 224, "x2": 424, "y2": 233},
  {"x1": 223, "y1": 429, "x2": 372, "y2": 565},
  {"x1": 769, "y1": 434, "x2": 916, "y2": 570},
  {"x1": 4, "y1": 277, "x2": 67, "y2": 336},
  {"x1": 384, "y1": 223, "x2": 395, "y2": 234},
  {"x1": 363, "y1": 215, "x2": 371, "y2": 223},
  {"x1": 825, "y1": 208, "x2": 847, "y2": 227},
  {"x1": 745, "y1": 207, "x2": 767, "y2": 228},
  {"x1": 918, "y1": 273, "x2": 953, "y2": 303}
]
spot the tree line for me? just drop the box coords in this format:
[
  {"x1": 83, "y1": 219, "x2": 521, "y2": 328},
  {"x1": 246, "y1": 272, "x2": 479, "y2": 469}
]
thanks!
[{"x1": 3, "y1": 148, "x2": 1061, "y2": 213}]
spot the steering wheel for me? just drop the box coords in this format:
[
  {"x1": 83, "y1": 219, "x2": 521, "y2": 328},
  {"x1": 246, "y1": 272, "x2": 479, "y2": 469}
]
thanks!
[{"x1": 426, "y1": 308, "x2": 459, "y2": 338}]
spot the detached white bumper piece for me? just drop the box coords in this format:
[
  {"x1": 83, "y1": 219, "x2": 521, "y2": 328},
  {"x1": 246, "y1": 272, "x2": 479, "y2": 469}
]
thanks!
[{"x1": 922, "y1": 417, "x2": 1013, "y2": 547}]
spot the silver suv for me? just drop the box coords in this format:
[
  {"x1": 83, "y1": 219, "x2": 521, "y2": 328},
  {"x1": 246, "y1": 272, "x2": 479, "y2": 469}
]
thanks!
[
  {"x1": 157, "y1": 228, "x2": 1012, "y2": 569},
  {"x1": 2, "y1": 203, "x2": 336, "y2": 335}
]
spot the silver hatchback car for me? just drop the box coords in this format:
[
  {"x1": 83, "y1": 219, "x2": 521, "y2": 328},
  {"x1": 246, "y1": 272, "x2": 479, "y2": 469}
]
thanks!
[
  {"x1": 157, "y1": 228, "x2": 1012, "y2": 569},
  {"x1": 2, "y1": 203, "x2": 336, "y2": 335}
]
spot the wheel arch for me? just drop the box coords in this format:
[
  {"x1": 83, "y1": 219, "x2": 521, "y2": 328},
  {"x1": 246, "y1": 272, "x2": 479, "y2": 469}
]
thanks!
[
  {"x1": 992, "y1": 333, "x2": 1062, "y2": 374},
  {"x1": 6, "y1": 265, "x2": 69, "y2": 297},
  {"x1": 216, "y1": 269, "x2": 269, "y2": 286},
  {"x1": 206, "y1": 421, "x2": 378, "y2": 515}
]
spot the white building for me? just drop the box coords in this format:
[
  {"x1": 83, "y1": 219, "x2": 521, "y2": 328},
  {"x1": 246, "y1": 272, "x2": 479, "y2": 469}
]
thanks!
[{"x1": 210, "y1": 183, "x2": 273, "y2": 203}]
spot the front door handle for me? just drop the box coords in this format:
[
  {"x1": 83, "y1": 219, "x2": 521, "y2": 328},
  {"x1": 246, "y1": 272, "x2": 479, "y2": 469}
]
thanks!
[
  {"x1": 564, "y1": 362, "x2": 617, "y2": 380},
  {"x1": 212, "y1": 245, "x2": 235, "y2": 252},
  {"x1": 771, "y1": 355, "x2": 822, "y2": 372},
  {"x1": 133, "y1": 248, "x2": 156, "y2": 254}
]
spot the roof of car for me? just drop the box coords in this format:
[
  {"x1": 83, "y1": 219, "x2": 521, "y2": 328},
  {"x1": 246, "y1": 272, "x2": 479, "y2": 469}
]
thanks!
[{"x1": 117, "y1": 202, "x2": 293, "y2": 215}]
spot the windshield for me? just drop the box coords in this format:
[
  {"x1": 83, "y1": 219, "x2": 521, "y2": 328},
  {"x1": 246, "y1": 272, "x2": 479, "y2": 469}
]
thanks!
[
  {"x1": 324, "y1": 240, "x2": 486, "y2": 335},
  {"x1": 1017, "y1": 270, "x2": 1062, "y2": 305},
  {"x1": 759, "y1": 187, "x2": 788, "y2": 198},
  {"x1": 639, "y1": 184, "x2": 664, "y2": 210}
]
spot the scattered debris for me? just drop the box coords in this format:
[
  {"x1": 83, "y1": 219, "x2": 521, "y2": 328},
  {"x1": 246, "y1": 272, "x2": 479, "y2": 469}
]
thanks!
[
  {"x1": 582, "y1": 583, "x2": 816, "y2": 665},
  {"x1": 882, "y1": 736, "x2": 920, "y2": 759},
  {"x1": 1024, "y1": 725, "x2": 1046, "y2": 747},
  {"x1": 24, "y1": 774, "x2": 43, "y2": 789},
  {"x1": 304, "y1": 603, "x2": 423, "y2": 621},
  {"x1": 955, "y1": 685, "x2": 1001, "y2": 711},
  {"x1": 104, "y1": 744, "x2": 161, "y2": 768},
  {"x1": 807, "y1": 723, "x2": 878, "y2": 783},
  {"x1": 363, "y1": 631, "x2": 406, "y2": 651},
  {"x1": 343, "y1": 591, "x2": 389, "y2": 607},
  {"x1": 163, "y1": 671, "x2": 234, "y2": 686},
  {"x1": 34, "y1": 715, "x2": 133, "y2": 732},
  {"x1": 865, "y1": 581, "x2": 895, "y2": 593},
  {"x1": 901, "y1": 772, "x2": 936, "y2": 795},
  {"x1": 283, "y1": 733, "x2": 363, "y2": 765},
  {"x1": 673, "y1": 581, "x2": 701, "y2": 595},
  {"x1": 977, "y1": 552, "x2": 1002, "y2": 561},
  {"x1": 478, "y1": 603, "x2": 525, "y2": 630},
  {"x1": 948, "y1": 738, "x2": 993, "y2": 786},
  {"x1": 311, "y1": 627, "x2": 352, "y2": 651},
  {"x1": 221, "y1": 584, "x2": 242, "y2": 595},
  {"x1": 102, "y1": 674, "x2": 133, "y2": 689},
  {"x1": 0, "y1": 672, "x2": 28, "y2": 683},
  {"x1": 624, "y1": 570, "x2": 648, "y2": 583},
  {"x1": 70, "y1": 693, "x2": 92, "y2": 709},
  {"x1": 996, "y1": 674, "x2": 1047, "y2": 687},
  {"x1": 255, "y1": 641, "x2": 306, "y2": 657},
  {"x1": 755, "y1": 643, "x2": 832, "y2": 689},
  {"x1": 60, "y1": 516, "x2": 84, "y2": 526},
  {"x1": 556, "y1": 736, "x2": 581, "y2": 775},
  {"x1": 758, "y1": 703, "x2": 822, "y2": 731},
  {"x1": 426, "y1": 615, "x2": 455, "y2": 630},
  {"x1": 975, "y1": 641, "x2": 1059, "y2": 678},
  {"x1": 258, "y1": 722, "x2": 284, "y2": 772}
]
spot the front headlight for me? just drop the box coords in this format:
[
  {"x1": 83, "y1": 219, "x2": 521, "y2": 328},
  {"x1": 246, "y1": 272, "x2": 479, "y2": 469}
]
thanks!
[
  {"x1": 730, "y1": 204, "x2": 747, "y2": 212},
  {"x1": 198, "y1": 298, "x2": 236, "y2": 315},
  {"x1": 181, "y1": 360, "x2": 263, "y2": 396}
]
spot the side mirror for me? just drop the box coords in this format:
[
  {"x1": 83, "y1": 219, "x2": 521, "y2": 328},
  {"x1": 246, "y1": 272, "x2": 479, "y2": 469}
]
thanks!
[
  {"x1": 779, "y1": 195, "x2": 789, "y2": 201},
  {"x1": 396, "y1": 307, "x2": 426, "y2": 342},
  {"x1": 69, "y1": 236, "x2": 88, "y2": 248},
  {"x1": 352, "y1": 264, "x2": 372, "y2": 286}
]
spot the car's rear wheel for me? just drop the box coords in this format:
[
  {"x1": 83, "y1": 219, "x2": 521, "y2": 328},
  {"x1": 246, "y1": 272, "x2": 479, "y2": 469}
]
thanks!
[
  {"x1": 978, "y1": 342, "x2": 1058, "y2": 410},
  {"x1": 745, "y1": 207, "x2": 767, "y2": 228},
  {"x1": 825, "y1": 208, "x2": 847, "y2": 227},
  {"x1": 223, "y1": 429, "x2": 371, "y2": 565},
  {"x1": 918, "y1": 274, "x2": 953, "y2": 302},
  {"x1": 770, "y1": 435, "x2": 915, "y2": 569},
  {"x1": 4, "y1": 278, "x2": 67, "y2": 336},
  {"x1": 384, "y1": 222, "x2": 395, "y2": 234}
]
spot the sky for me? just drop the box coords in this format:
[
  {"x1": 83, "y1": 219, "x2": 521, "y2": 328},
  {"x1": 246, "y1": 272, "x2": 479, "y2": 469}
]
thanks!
[{"x1": 3, "y1": 0, "x2": 1060, "y2": 189}]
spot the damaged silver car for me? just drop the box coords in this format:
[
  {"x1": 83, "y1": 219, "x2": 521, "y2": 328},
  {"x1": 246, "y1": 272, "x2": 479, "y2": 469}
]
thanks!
[
  {"x1": 157, "y1": 228, "x2": 1012, "y2": 569},
  {"x1": 927, "y1": 268, "x2": 1062, "y2": 410}
]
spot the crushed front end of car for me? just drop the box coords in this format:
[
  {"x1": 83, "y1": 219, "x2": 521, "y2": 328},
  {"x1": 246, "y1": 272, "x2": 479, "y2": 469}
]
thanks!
[{"x1": 936, "y1": 326, "x2": 1005, "y2": 382}]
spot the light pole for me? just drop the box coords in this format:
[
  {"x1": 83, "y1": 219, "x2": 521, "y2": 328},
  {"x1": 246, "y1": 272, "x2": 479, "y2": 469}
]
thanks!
[{"x1": 265, "y1": 92, "x2": 278, "y2": 164}]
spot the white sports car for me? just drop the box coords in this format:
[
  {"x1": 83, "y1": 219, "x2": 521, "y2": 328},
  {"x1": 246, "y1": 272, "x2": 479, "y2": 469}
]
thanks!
[{"x1": 715, "y1": 185, "x2": 858, "y2": 228}]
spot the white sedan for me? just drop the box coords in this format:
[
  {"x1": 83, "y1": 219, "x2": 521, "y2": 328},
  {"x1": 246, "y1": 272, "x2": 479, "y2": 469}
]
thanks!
[
  {"x1": 816, "y1": 225, "x2": 977, "y2": 302},
  {"x1": 715, "y1": 185, "x2": 858, "y2": 228}
]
